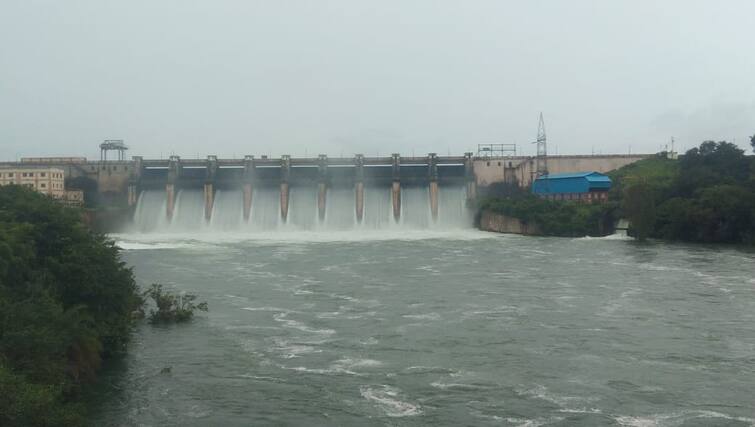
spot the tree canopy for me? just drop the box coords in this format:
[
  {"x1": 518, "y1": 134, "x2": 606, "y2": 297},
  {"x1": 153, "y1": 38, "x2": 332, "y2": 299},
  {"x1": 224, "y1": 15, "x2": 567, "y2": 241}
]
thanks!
[
  {"x1": 0, "y1": 185, "x2": 141, "y2": 426},
  {"x1": 613, "y1": 141, "x2": 755, "y2": 244}
]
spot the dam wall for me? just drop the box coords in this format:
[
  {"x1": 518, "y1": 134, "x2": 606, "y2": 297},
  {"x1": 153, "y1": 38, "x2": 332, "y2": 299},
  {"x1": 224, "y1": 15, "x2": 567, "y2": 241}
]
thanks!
[
  {"x1": 474, "y1": 154, "x2": 651, "y2": 187},
  {"x1": 127, "y1": 153, "x2": 476, "y2": 230},
  {"x1": 478, "y1": 210, "x2": 542, "y2": 235},
  {"x1": 131, "y1": 185, "x2": 472, "y2": 232}
]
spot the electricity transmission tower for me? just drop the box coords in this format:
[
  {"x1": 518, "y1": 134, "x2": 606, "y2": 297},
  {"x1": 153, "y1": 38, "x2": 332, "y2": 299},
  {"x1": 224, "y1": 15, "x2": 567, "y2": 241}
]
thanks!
[{"x1": 533, "y1": 113, "x2": 548, "y2": 177}]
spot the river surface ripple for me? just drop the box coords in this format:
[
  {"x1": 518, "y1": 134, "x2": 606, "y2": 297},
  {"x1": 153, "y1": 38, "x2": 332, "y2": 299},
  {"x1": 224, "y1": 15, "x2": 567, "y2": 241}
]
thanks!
[{"x1": 91, "y1": 232, "x2": 755, "y2": 426}]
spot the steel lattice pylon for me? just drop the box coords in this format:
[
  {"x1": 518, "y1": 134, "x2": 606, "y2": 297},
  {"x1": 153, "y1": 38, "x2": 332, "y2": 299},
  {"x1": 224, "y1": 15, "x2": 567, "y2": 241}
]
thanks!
[{"x1": 533, "y1": 112, "x2": 548, "y2": 177}]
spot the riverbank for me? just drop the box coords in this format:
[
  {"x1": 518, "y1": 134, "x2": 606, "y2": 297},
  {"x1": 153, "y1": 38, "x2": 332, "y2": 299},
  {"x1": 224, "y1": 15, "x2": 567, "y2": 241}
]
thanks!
[
  {"x1": 477, "y1": 141, "x2": 755, "y2": 243},
  {"x1": 476, "y1": 196, "x2": 615, "y2": 238}
]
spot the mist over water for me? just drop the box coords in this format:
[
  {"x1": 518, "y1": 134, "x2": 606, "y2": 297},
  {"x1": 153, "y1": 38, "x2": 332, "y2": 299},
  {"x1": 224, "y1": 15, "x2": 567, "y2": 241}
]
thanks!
[{"x1": 130, "y1": 185, "x2": 472, "y2": 233}]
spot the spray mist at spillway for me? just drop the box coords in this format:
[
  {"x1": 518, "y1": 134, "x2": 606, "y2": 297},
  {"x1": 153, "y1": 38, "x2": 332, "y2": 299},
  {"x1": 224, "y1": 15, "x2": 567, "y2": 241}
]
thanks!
[{"x1": 131, "y1": 185, "x2": 473, "y2": 233}]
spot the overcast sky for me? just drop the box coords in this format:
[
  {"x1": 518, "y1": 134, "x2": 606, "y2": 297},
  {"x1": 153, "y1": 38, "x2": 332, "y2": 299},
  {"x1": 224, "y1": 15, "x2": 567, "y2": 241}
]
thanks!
[{"x1": 1, "y1": 0, "x2": 753, "y2": 161}]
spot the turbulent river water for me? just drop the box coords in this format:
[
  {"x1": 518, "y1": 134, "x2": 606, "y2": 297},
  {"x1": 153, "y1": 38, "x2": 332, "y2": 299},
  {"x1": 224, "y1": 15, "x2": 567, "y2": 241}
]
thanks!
[{"x1": 92, "y1": 196, "x2": 755, "y2": 426}]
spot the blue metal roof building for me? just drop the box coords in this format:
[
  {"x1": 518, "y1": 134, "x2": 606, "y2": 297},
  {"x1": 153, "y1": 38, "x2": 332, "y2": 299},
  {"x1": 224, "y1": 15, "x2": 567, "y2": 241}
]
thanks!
[{"x1": 532, "y1": 171, "x2": 612, "y2": 202}]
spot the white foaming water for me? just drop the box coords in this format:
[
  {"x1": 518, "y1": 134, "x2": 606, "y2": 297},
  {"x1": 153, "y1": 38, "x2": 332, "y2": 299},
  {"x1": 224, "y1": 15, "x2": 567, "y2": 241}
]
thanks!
[
  {"x1": 359, "y1": 385, "x2": 423, "y2": 417},
  {"x1": 614, "y1": 410, "x2": 755, "y2": 426},
  {"x1": 130, "y1": 185, "x2": 473, "y2": 233},
  {"x1": 209, "y1": 190, "x2": 243, "y2": 231},
  {"x1": 131, "y1": 190, "x2": 168, "y2": 232}
]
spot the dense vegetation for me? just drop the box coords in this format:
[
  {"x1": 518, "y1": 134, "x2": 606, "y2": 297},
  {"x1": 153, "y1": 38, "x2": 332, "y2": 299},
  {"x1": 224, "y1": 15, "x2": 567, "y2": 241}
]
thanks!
[
  {"x1": 615, "y1": 141, "x2": 755, "y2": 243},
  {"x1": 479, "y1": 140, "x2": 755, "y2": 244},
  {"x1": 479, "y1": 195, "x2": 616, "y2": 237},
  {"x1": 0, "y1": 185, "x2": 142, "y2": 426}
]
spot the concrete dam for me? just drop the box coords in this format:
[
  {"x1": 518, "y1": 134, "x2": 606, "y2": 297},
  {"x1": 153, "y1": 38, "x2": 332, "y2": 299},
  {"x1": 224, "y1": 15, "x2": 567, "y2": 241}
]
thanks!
[
  {"x1": 130, "y1": 154, "x2": 477, "y2": 232},
  {"x1": 1, "y1": 152, "x2": 650, "y2": 232}
]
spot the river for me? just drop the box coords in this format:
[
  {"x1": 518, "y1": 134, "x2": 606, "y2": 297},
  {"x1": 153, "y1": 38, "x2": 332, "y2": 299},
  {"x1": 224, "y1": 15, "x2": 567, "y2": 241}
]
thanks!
[{"x1": 91, "y1": 230, "x2": 755, "y2": 426}]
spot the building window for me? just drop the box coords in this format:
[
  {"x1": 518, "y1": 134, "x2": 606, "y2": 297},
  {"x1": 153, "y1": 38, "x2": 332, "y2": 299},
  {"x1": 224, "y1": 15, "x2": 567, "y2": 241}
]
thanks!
[
  {"x1": 41, "y1": 172, "x2": 46, "y2": 177},
  {"x1": 40, "y1": 183, "x2": 46, "y2": 188}
]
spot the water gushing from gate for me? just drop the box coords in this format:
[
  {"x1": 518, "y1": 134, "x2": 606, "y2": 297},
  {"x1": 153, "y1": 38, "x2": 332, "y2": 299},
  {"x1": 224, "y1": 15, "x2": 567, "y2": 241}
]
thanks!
[{"x1": 131, "y1": 185, "x2": 471, "y2": 233}]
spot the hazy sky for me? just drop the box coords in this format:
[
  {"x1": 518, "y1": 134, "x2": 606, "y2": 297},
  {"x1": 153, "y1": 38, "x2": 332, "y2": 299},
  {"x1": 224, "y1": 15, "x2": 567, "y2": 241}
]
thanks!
[{"x1": 1, "y1": 0, "x2": 753, "y2": 161}]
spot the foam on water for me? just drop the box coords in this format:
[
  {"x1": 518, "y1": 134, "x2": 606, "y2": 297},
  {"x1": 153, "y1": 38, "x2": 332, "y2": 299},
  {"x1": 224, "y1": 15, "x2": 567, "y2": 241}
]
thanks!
[
  {"x1": 112, "y1": 229, "x2": 495, "y2": 249},
  {"x1": 614, "y1": 410, "x2": 755, "y2": 426},
  {"x1": 359, "y1": 385, "x2": 423, "y2": 417},
  {"x1": 115, "y1": 241, "x2": 200, "y2": 250}
]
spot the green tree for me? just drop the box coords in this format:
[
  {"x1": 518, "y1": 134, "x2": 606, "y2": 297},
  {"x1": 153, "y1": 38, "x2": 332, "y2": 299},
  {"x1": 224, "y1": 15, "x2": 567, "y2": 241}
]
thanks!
[
  {"x1": 0, "y1": 185, "x2": 141, "y2": 426},
  {"x1": 655, "y1": 197, "x2": 697, "y2": 240},
  {"x1": 622, "y1": 181, "x2": 656, "y2": 241},
  {"x1": 676, "y1": 141, "x2": 749, "y2": 195}
]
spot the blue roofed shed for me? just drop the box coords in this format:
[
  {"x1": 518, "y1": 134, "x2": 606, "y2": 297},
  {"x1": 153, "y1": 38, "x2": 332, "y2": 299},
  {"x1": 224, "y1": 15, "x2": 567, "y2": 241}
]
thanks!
[{"x1": 531, "y1": 171, "x2": 612, "y2": 202}]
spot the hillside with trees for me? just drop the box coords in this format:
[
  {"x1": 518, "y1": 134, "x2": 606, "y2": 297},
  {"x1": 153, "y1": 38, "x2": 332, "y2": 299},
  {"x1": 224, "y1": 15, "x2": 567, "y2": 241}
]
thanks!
[
  {"x1": 0, "y1": 185, "x2": 142, "y2": 426},
  {"x1": 616, "y1": 141, "x2": 755, "y2": 244},
  {"x1": 479, "y1": 140, "x2": 755, "y2": 244}
]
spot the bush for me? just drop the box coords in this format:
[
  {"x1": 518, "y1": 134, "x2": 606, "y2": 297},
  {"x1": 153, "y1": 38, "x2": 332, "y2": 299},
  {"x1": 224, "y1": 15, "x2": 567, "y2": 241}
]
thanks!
[{"x1": 143, "y1": 284, "x2": 208, "y2": 324}]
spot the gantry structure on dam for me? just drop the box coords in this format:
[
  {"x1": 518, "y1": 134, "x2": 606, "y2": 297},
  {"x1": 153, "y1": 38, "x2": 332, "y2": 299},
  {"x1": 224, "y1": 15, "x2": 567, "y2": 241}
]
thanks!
[{"x1": 128, "y1": 153, "x2": 477, "y2": 223}]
